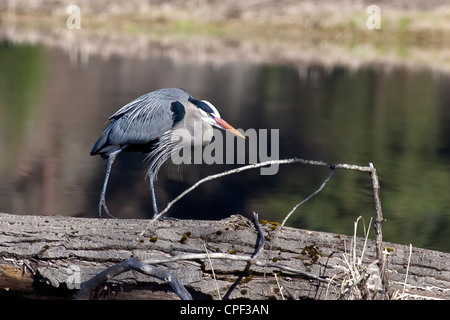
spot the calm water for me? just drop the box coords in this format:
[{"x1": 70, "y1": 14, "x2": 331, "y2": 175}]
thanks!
[{"x1": 0, "y1": 41, "x2": 449, "y2": 252}]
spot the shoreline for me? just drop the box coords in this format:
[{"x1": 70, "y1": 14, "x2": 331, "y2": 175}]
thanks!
[{"x1": 1, "y1": 1, "x2": 450, "y2": 72}]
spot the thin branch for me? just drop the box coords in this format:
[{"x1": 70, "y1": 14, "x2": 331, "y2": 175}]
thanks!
[
  {"x1": 360, "y1": 217, "x2": 373, "y2": 265},
  {"x1": 74, "y1": 258, "x2": 192, "y2": 300},
  {"x1": 369, "y1": 163, "x2": 384, "y2": 263},
  {"x1": 402, "y1": 244, "x2": 413, "y2": 296},
  {"x1": 143, "y1": 158, "x2": 373, "y2": 236},
  {"x1": 150, "y1": 158, "x2": 372, "y2": 222},
  {"x1": 203, "y1": 242, "x2": 221, "y2": 300},
  {"x1": 274, "y1": 272, "x2": 285, "y2": 300},
  {"x1": 281, "y1": 167, "x2": 335, "y2": 227},
  {"x1": 138, "y1": 252, "x2": 329, "y2": 283}
]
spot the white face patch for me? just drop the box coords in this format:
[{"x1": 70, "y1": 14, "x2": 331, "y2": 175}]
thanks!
[{"x1": 201, "y1": 100, "x2": 221, "y2": 118}]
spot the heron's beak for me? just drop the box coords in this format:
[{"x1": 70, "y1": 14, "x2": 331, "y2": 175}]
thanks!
[{"x1": 213, "y1": 116, "x2": 246, "y2": 139}]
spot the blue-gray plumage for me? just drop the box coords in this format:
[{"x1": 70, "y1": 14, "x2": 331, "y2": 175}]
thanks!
[{"x1": 91, "y1": 88, "x2": 245, "y2": 219}]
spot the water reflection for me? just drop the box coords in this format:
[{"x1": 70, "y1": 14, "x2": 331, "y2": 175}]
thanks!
[{"x1": 0, "y1": 42, "x2": 449, "y2": 252}]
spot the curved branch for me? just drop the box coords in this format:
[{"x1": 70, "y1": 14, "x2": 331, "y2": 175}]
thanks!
[
  {"x1": 147, "y1": 157, "x2": 371, "y2": 227},
  {"x1": 74, "y1": 258, "x2": 192, "y2": 300}
]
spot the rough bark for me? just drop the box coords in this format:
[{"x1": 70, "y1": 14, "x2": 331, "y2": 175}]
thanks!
[{"x1": 0, "y1": 212, "x2": 448, "y2": 300}]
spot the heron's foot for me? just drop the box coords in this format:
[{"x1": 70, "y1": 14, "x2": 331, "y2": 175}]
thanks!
[
  {"x1": 157, "y1": 215, "x2": 179, "y2": 222},
  {"x1": 99, "y1": 197, "x2": 118, "y2": 219},
  {"x1": 150, "y1": 210, "x2": 178, "y2": 221}
]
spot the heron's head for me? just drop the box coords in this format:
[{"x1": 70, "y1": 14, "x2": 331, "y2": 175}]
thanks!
[{"x1": 196, "y1": 100, "x2": 245, "y2": 139}]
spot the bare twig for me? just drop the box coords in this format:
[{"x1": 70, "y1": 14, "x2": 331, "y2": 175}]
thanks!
[
  {"x1": 274, "y1": 272, "x2": 285, "y2": 300},
  {"x1": 203, "y1": 242, "x2": 221, "y2": 299},
  {"x1": 360, "y1": 217, "x2": 372, "y2": 265},
  {"x1": 75, "y1": 258, "x2": 192, "y2": 300},
  {"x1": 402, "y1": 244, "x2": 413, "y2": 296},
  {"x1": 137, "y1": 252, "x2": 328, "y2": 283},
  {"x1": 149, "y1": 158, "x2": 373, "y2": 223},
  {"x1": 369, "y1": 163, "x2": 384, "y2": 262},
  {"x1": 281, "y1": 167, "x2": 335, "y2": 227}
]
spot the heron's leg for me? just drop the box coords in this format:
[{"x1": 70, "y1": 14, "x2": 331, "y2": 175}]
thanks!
[
  {"x1": 99, "y1": 149, "x2": 122, "y2": 218},
  {"x1": 147, "y1": 171, "x2": 159, "y2": 219}
]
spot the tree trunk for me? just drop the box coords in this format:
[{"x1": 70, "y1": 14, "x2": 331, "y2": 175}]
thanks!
[{"x1": 0, "y1": 212, "x2": 448, "y2": 300}]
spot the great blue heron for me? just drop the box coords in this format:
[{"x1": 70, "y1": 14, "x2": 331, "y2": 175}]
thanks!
[{"x1": 91, "y1": 88, "x2": 245, "y2": 218}]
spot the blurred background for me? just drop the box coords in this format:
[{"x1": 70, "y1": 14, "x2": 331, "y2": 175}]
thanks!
[{"x1": 0, "y1": 0, "x2": 449, "y2": 252}]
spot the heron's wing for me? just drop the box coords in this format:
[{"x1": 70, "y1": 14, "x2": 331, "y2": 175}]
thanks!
[
  {"x1": 109, "y1": 88, "x2": 190, "y2": 120},
  {"x1": 107, "y1": 89, "x2": 190, "y2": 145},
  {"x1": 91, "y1": 88, "x2": 190, "y2": 156}
]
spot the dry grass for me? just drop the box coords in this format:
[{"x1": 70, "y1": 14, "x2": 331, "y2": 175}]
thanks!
[
  {"x1": 325, "y1": 216, "x2": 422, "y2": 300},
  {"x1": 326, "y1": 216, "x2": 388, "y2": 300}
]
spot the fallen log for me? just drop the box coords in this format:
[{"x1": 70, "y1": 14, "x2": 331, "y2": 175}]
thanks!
[{"x1": 0, "y1": 212, "x2": 448, "y2": 300}]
